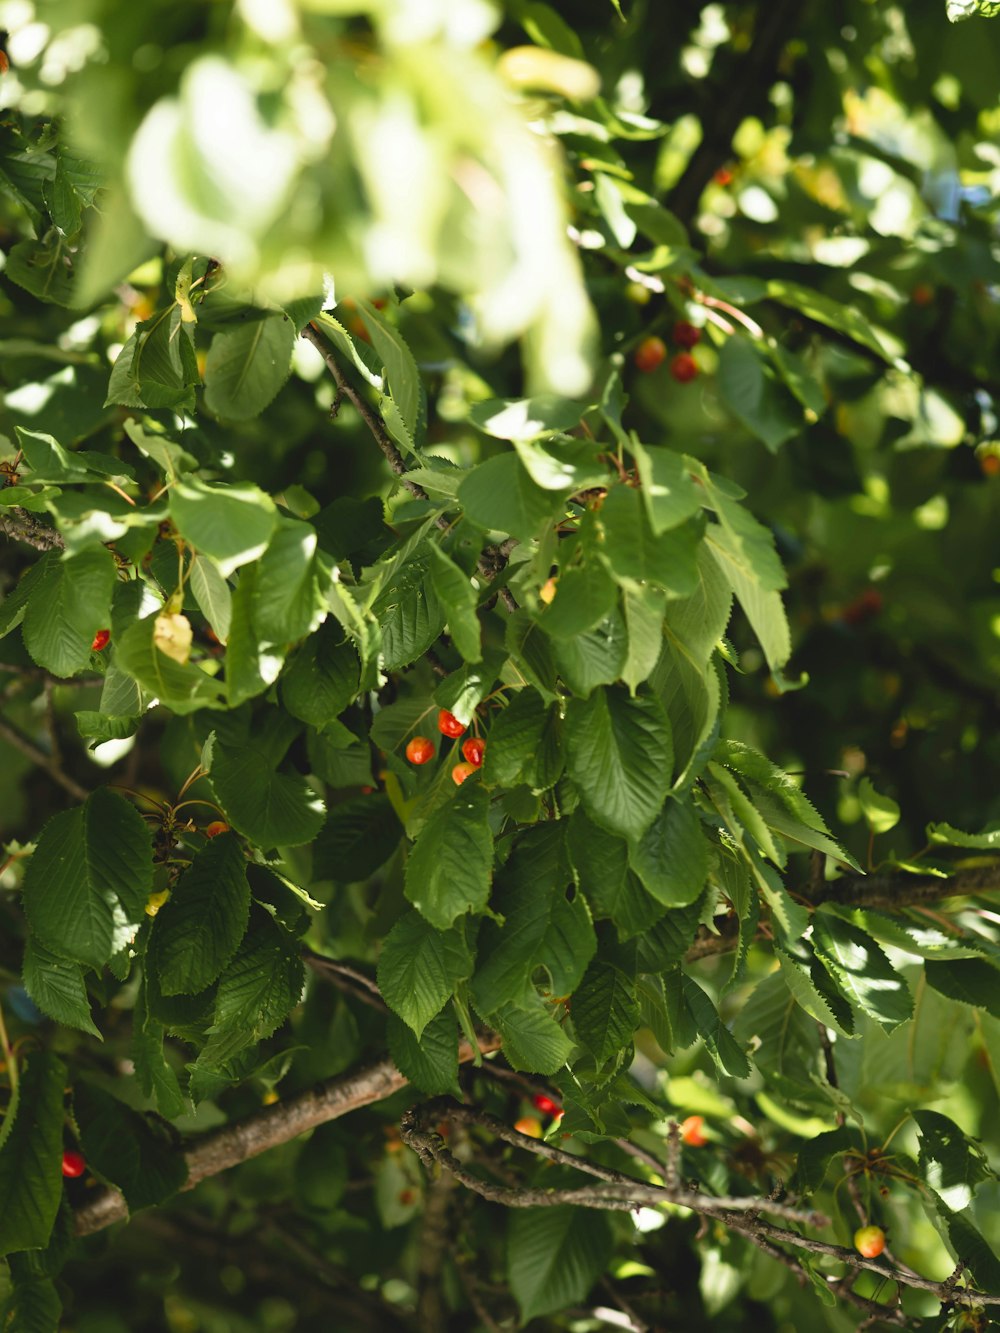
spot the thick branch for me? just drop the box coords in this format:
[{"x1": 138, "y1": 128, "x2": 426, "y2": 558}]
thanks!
[
  {"x1": 0, "y1": 509, "x2": 64, "y2": 551},
  {"x1": 74, "y1": 1034, "x2": 501, "y2": 1239}
]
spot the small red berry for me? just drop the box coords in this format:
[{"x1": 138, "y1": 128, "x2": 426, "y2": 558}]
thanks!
[
  {"x1": 713, "y1": 166, "x2": 734, "y2": 187},
  {"x1": 911, "y1": 283, "x2": 934, "y2": 307},
  {"x1": 532, "y1": 1094, "x2": 560, "y2": 1117},
  {"x1": 91, "y1": 629, "x2": 110, "y2": 652},
  {"x1": 451, "y1": 762, "x2": 477, "y2": 786},
  {"x1": 669, "y1": 353, "x2": 699, "y2": 384},
  {"x1": 854, "y1": 1225, "x2": 886, "y2": 1258},
  {"x1": 205, "y1": 821, "x2": 230, "y2": 838},
  {"x1": 981, "y1": 453, "x2": 1000, "y2": 477},
  {"x1": 461, "y1": 737, "x2": 485, "y2": 768},
  {"x1": 406, "y1": 737, "x2": 435, "y2": 765},
  {"x1": 62, "y1": 1150, "x2": 86, "y2": 1178},
  {"x1": 360, "y1": 784, "x2": 375, "y2": 794},
  {"x1": 680, "y1": 1115, "x2": 707, "y2": 1147},
  {"x1": 437, "y1": 710, "x2": 466, "y2": 738},
  {"x1": 840, "y1": 588, "x2": 883, "y2": 626},
  {"x1": 673, "y1": 320, "x2": 701, "y2": 349},
  {"x1": 398, "y1": 1189, "x2": 415, "y2": 1205},
  {"x1": 634, "y1": 336, "x2": 667, "y2": 374}
]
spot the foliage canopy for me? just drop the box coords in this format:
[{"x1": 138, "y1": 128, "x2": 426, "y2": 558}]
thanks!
[{"x1": 1, "y1": 0, "x2": 1000, "y2": 1329}]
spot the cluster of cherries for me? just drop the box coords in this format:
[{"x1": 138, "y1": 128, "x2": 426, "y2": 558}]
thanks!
[
  {"x1": 406, "y1": 710, "x2": 485, "y2": 785},
  {"x1": 634, "y1": 319, "x2": 702, "y2": 383}
]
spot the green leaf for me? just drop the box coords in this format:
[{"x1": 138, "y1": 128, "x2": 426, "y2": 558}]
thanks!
[
  {"x1": 386, "y1": 1009, "x2": 460, "y2": 1096},
  {"x1": 926, "y1": 821, "x2": 1000, "y2": 849},
  {"x1": 22, "y1": 788, "x2": 153, "y2": 969},
  {"x1": 458, "y1": 453, "x2": 564, "y2": 541},
  {"x1": 505, "y1": 609, "x2": 559, "y2": 699},
  {"x1": 373, "y1": 553, "x2": 446, "y2": 671},
  {"x1": 426, "y1": 543, "x2": 481, "y2": 662},
  {"x1": 201, "y1": 916, "x2": 305, "y2": 1065},
  {"x1": 568, "y1": 809, "x2": 665, "y2": 939},
  {"x1": 628, "y1": 797, "x2": 708, "y2": 906},
  {"x1": 596, "y1": 486, "x2": 702, "y2": 597},
  {"x1": 188, "y1": 555, "x2": 232, "y2": 644},
  {"x1": 940, "y1": 1209, "x2": 1000, "y2": 1291},
  {"x1": 539, "y1": 556, "x2": 618, "y2": 640},
  {"x1": 0, "y1": 1052, "x2": 66, "y2": 1257},
  {"x1": 313, "y1": 796, "x2": 403, "y2": 882},
  {"x1": 493, "y1": 996, "x2": 575, "y2": 1074},
  {"x1": 254, "y1": 519, "x2": 322, "y2": 643},
  {"x1": 281, "y1": 625, "x2": 359, "y2": 728},
  {"x1": 105, "y1": 307, "x2": 198, "y2": 410},
  {"x1": 552, "y1": 606, "x2": 629, "y2": 696},
  {"x1": 356, "y1": 299, "x2": 425, "y2": 448},
  {"x1": 468, "y1": 396, "x2": 582, "y2": 440},
  {"x1": 629, "y1": 441, "x2": 702, "y2": 534},
  {"x1": 0, "y1": 553, "x2": 58, "y2": 641},
  {"x1": 210, "y1": 746, "x2": 326, "y2": 848},
  {"x1": 681, "y1": 976, "x2": 751, "y2": 1077},
  {"x1": 914, "y1": 1110, "x2": 995, "y2": 1212},
  {"x1": 474, "y1": 846, "x2": 595, "y2": 1013},
  {"x1": 203, "y1": 312, "x2": 296, "y2": 419},
  {"x1": 170, "y1": 478, "x2": 277, "y2": 577},
  {"x1": 0, "y1": 1269, "x2": 62, "y2": 1332},
  {"x1": 74, "y1": 1081, "x2": 188, "y2": 1211},
  {"x1": 225, "y1": 565, "x2": 282, "y2": 707},
  {"x1": 765, "y1": 279, "x2": 892, "y2": 361},
  {"x1": 948, "y1": 0, "x2": 1000, "y2": 18},
  {"x1": 812, "y1": 910, "x2": 913, "y2": 1032},
  {"x1": 377, "y1": 911, "x2": 473, "y2": 1038},
  {"x1": 132, "y1": 984, "x2": 186, "y2": 1120},
  {"x1": 621, "y1": 585, "x2": 667, "y2": 694},
  {"x1": 22, "y1": 548, "x2": 115, "y2": 678},
  {"x1": 572, "y1": 959, "x2": 639, "y2": 1063},
  {"x1": 4, "y1": 234, "x2": 75, "y2": 306},
  {"x1": 565, "y1": 686, "x2": 672, "y2": 840},
  {"x1": 405, "y1": 785, "x2": 493, "y2": 929},
  {"x1": 717, "y1": 337, "x2": 803, "y2": 453},
  {"x1": 22, "y1": 938, "x2": 100, "y2": 1037},
  {"x1": 483, "y1": 688, "x2": 549, "y2": 787},
  {"x1": 510, "y1": 436, "x2": 611, "y2": 493},
  {"x1": 705, "y1": 525, "x2": 791, "y2": 674},
  {"x1": 147, "y1": 833, "x2": 250, "y2": 995},
  {"x1": 508, "y1": 1207, "x2": 613, "y2": 1323},
  {"x1": 858, "y1": 778, "x2": 900, "y2": 834},
  {"x1": 924, "y1": 959, "x2": 1000, "y2": 1017},
  {"x1": 776, "y1": 945, "x2": 854, "y2": 1039},
  {"x1": 116, "y1": 613, "x2": 227, "y2": 715}
]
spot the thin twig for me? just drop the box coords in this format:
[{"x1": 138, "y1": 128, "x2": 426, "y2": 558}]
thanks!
[
  {"x1": 0, "y1": 510, "x2": 64, "y2": 550},
  {"x1": 0, "y1": 714, "x2": 89, "y2": 802},
  {"x1": 303, "y1": 951, "x2": 388, "y2": 1014}
]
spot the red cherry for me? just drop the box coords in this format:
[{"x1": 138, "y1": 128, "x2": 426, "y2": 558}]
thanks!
[
  {"x1": 633, "y1": 336, "x2": 667, "y2": 374},
  {"x1": 437, "y1": 710, "x2": 466, "y2": 738},
  {"x1": 840, "y1": 588, "x2": 883, "y2": 626},
  {"x1": 669, "y1": 353, "x2": 699, "y2": 384},
  {"x1": 91, "y1": 629, "x2": 110, "y2": 652},
  {"x1": 854, "y1": 1225, "x2": 886, "y2": 1258},
  {"x1": 980, "y1": 453, "x2": 1000, "y2": 477},
  {"x1": 713, "y1": 166, "x2": 734, "y2": 186},
  {"x1": 680, "y1": 1115, "x2": 707, "y2": 1147},
  {"x1": 205, "y1": 821, "x2": 230, "y2": 838},
  {"x1": 406, "y1": 736, "x2": 435, "y2": 765},
  {"x1": 461, "y1": 737, "x2": 485, "y2": 768},
  {"x1": 911, "y1": 283, "x2": 934, "y2": 307},
  {"x1": 451, "y1": 762, "x2": 477, "y2": 786},
  {"x1": 672, "y1": 320, "x2": 701, "y2": 349},
  {"x1": 62, "y1": 1150, "x2": 86, "y2": 1178},
  {"x1": 532, "y1": 1093, "x2": 560, "y2": 1116}
]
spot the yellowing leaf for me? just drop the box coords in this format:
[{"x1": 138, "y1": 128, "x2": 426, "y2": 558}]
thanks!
[{"x1": 154, "y1": 612, "x2": 193, "y2": 664}]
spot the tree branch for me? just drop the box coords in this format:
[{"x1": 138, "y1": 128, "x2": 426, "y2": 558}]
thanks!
[
  {"x1": 0, "y1": 713, "x2": 89, "y2": 802},
  {"x1": 73, "y1": 1033, "x2": 501, "y2": 1239},
  {"x1": 402, "y1": 1099, "x2": 1000, "y2": 1309},
  {"x1": 0, "y1": 509, "x2": 64, "y2": 551}
]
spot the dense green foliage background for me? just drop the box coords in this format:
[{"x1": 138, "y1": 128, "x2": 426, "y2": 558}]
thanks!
[{"x1": 1, "y1": 1, "x2": 1000, "y2": 1329}]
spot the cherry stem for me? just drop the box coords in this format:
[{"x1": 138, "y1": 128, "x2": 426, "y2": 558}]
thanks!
[{"x1": 0, "y1": 1001, "x2": 18, "y2": 1098}]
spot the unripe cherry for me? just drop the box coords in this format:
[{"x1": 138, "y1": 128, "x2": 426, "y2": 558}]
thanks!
[
  {"x1": 437, "y1": 709, "x2": 466, "y2": 738},
  {"x1": 205, "y1": 821, "x2": 230, "y2": 838},
  {"x1": 514, "y1": 1116, "x2": 543, "y2": 1139},
  {"x1": 462, "y1": 737, "x2": 485, "y2": 768},
  {"x1": 451, "y1": 762, "x2": 477, "y2": 786},
  {"x1": 406, "y1": 736, "x2": 435, "y2": 765},
  {"x1": 854, "y1": 1225, "x2": 886, "y2": 1258}
]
